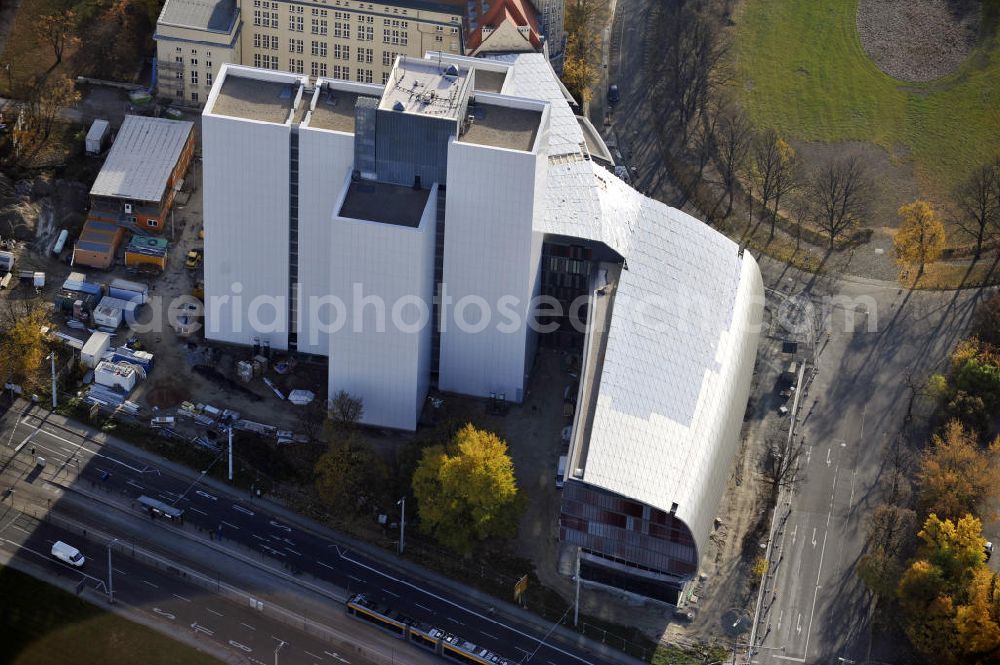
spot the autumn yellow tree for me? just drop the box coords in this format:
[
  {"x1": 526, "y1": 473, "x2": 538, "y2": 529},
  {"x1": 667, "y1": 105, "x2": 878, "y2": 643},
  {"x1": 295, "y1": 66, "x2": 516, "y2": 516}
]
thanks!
[
  {"x1": 0, "y1": 303, "x2": 52, "y2": 390},
  {"x1": 916, "y1": 420, "x2": 1000, "y2": 522},
  {"x1": 894, "y1": 200, "x2": 946, "y2": 277},
  {"x1": 412, "y1": 424, "x2": 521, "y2": 554},
  {"x1": 897, "y1": 514, "x2": 1000, "y2": 661}
]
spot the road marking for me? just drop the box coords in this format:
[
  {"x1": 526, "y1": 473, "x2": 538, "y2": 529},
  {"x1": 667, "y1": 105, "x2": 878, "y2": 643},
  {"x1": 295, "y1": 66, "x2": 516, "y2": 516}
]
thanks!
[
  {"x1": 127, "y1": 480, "x2": 145, "y2": 491},
  {"x1": 191, "y1": 622, "x2": 214, "y2": 636},
  {"x1": 195, "y1": 490, "x2": 217, "y2": 501},
  {"x1": 848, "y1": 470, "x2": 857, "y2": 511},
  {"x1": 241, "y1": 622, "x2": 256, "y2": 631},
  {"x1": 447, "y1": 617, "x2": 464, "y2": 625},
  {"x1": 317, "y1": 560, "x2": 337, "y2": 571},
  {"x1": 304, "y1": 651, "x2": 323, "y2": 660},
  {"x1": 777, "y1": 610, "x2": 783, "y2": 631},
  {"x1": 825, "y1": 448, "x2": 831, "y2": 466},
  {"x1": 803, "y1": 528, "x2": 830, "y2": 659},
  {"x1": 382, "y1": 588, "x2": 400, "y2": 598},
  {"x1": 513, "y1": 647, "x2": 530, "y2": 656},
  {"x1": 324, "y1": 652, "x2": 351, "y2": 663},
  {"x1": 189, "y1": 507, "x2": 207, "y2": 516},
  {"x1": 282, "y1": 538, "x2": 296, "y2": 547},
  {"x1": 480, "y1": 630, "x2": 499, "y2": 640},
  {"x1": 11, "y1": 524, "x2": 31, "y2": 535},
  {"x1": 269, "y1": 520, "x2": 292, "y2": 533},
  {"x1": 143, "y1": 580, "x2": 159, "y2": 588},
  {"x1": 790, "y1": 524, "x2": 797, "y2": 546},
  {"x1": 229, "y1": 640, "x2": 252, "y2": 652},
  {"x1": 220, "y1": 521, "x2": 240, "y2": 530},
  {"x1": 347, "y1": 575, "x2": 364, "y2": 583},
  {"x1": 415, "y1": 602, "x2": 433, "y2": 612},
  {"x1": 152, "y1": 607, "x2": 176, "y2": 620},
  {"x1": 284, "y1": 547, "x2": 302, "y2": 557},
  {"x1": 252, "y1": 534, "x2": 268, "y2": 542},
  {"x1": 206, "y1": 608, "x2": 224, "y2": 617},
  {"x1": 773, "y1": 657, "x2": 806, "y2": 663},
  {"x1": 796, "y1": 613, "x2": 802, "y2": 634},
  {"x1": 232, "y1": 504, "x2": 255, "y2": 516},
  {"x1": 811, "y1": 528, "x2": 817, "y2": 548},
  {"x1": 172, "y1": 594, "x2": 191, "y2": 602},
  {"x1": 113, "y1": 568, "x2": 128, "y2": 576}
]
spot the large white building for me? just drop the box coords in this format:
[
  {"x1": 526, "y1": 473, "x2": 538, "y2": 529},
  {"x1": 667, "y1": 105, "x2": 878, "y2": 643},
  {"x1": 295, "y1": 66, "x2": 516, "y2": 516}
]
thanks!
[{"x1": 201, "y1": 52, "x2": 763, "y2": 602}]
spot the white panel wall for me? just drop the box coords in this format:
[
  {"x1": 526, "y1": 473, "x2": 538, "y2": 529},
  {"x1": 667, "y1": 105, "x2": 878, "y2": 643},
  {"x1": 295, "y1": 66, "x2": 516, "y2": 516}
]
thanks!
[
  {"x1": 327, "y1": 183, "x2": 437, "y2": 430},
  {"x1": 203, "y1": 114, "x2": 291, "y2": 350},
  {"x1": 296, "y1": 126, "x2": 355, "y2": 356},
  {"x1": 439, "y1": 141, "x2": 541, "y2": 401}
]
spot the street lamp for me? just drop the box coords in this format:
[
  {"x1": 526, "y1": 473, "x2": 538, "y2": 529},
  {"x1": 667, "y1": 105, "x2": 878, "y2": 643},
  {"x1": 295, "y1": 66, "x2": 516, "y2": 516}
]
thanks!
[
  {"x1": 397, "y1": 497, "x2": 405, "y2": 555},
  {"x1": 47, "y1": 353, "x2": 56, "y2": 409},
  {"x1": 273, "y1": 638, "x2": 286, "y2": 665},
  {"x1": 107, "y1": 538, "x2": 119, "y2": 603}
]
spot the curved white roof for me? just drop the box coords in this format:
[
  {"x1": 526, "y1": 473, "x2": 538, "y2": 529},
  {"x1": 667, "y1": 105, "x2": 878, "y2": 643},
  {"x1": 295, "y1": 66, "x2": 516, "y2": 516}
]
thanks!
[{"x1": 497, "y1": 53, "x2": 764, "y2": 556}]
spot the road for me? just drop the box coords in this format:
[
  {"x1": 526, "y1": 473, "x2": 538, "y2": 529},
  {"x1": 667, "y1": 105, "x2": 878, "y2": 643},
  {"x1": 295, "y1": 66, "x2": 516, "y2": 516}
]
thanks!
[
  {"x1": 0, "y1": 509, "x2": 362, "y2": 665},
  {"x1": 750, "y1": 265, "x2": 997, "y2": 663},
  {"x1": 0, "y1": 406, "x2": 627, "y2": 665}
]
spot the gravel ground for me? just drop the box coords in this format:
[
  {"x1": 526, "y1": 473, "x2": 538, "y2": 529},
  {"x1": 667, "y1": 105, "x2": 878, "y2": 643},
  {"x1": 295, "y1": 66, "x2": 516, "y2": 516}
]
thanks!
[{"x1": 857, "y1": 0, "x2": 981, "y2": 82}]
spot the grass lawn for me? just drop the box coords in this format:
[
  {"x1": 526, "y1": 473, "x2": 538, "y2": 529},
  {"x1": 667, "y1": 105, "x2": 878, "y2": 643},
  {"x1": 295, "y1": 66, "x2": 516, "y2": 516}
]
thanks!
[
  {"x1": 0, "y1": 565, "x2": 223, "y2": 665},
  {"x1": 731, "y1": 0, "x2": 1000, "y2": 197}
]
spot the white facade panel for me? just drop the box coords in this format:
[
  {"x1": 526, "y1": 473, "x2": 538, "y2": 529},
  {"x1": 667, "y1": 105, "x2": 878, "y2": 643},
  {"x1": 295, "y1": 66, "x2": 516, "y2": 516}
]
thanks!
[
  {"x1": 439, "y1": 141, "x2": 542, "y2": 402},
  {"x1": 296, "y1": 126, "x2": 355, "y2": 356},
  {"x1": 327, "y1": 182, "x2": 437, "y2": 430},
  {"x1": 202, "y1": 113, "x2": 291, "y2": 350}
]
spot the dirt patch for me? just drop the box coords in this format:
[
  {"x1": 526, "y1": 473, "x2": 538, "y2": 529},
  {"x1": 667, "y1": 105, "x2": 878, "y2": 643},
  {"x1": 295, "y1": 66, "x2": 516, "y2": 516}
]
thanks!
[
  {"x1": 857, "y1": 0, "x2": 981, "y2": 82},
  {"x1": 790, "y1": 139, "x2": 922, "y2": 230}
]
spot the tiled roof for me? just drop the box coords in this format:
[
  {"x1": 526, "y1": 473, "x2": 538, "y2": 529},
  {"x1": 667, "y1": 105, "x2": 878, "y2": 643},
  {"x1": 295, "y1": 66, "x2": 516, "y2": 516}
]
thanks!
[{"x1": 496, "y1": 53, "x2": 764, "y2": 553}]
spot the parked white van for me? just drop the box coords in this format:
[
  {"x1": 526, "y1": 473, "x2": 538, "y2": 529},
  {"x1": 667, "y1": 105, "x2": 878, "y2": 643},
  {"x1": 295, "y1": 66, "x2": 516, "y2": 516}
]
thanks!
[{"x1": 51, "y1": 541, "x2": 85, "y2": 567}]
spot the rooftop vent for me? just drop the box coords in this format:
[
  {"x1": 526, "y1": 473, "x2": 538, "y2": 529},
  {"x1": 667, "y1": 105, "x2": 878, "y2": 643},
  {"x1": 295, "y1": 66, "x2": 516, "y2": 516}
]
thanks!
[
  {"x1": 392, "y1": 101, "x2": 405, "y2": 112},
  {"x1": 444, "y1": 64, "x2": 460, "y2": 78}
]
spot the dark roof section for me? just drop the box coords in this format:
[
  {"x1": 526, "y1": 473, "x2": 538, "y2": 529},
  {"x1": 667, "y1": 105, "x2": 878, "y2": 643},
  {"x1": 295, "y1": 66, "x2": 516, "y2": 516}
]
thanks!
[
  {"x1": 158, "y1": 0, "x2": 238, "y2": 32},
  {"x1": 339, "y1": 180, "x2": 431, "y2": 228}
]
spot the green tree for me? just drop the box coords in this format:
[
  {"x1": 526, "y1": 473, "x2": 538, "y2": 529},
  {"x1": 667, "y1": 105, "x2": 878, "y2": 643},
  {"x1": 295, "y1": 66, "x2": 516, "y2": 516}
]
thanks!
[
  {"x1": 894, "y1": 200, "x2": 946, "y2": 277},
  {"x1": 33, "y1": 11, "x2": 80, "y2": 66},
  {"x1": 313, "y1": 393, "x2": 382, "y2": 513},
  {"x1": 916, "y1": 420, "x2": 1000, "y2": 522},
  {"x1": 412, "y1": 424, "x2": 521, "y2": 554},
  {"x1": 972, "y1": 294, "x2": 1000, "y2": 346}
]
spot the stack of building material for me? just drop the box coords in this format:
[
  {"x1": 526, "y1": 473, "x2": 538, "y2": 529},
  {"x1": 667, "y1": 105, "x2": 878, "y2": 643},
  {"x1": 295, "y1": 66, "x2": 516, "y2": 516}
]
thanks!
[
  {"x1": 108, "y1": 278, "x2": 149, "y2": 304},
  {"x1": 236, "y1": 361, "x2": 253, "y2": 382},
  {"x1": 111, "y1": 346, "x2": 153, "y2": 372},
  {"x1": 81, "y1": 331, "x2": 112, "y2": 368},
  {"x1": 84, "y1": 384, "x2": 141, "y2": 414},
  {"x1": 288, "y1": 389, "x2": 315, "y2": 406},
  {"x1": 62, "y1": 272, "x2": 104, "y2": 297}
]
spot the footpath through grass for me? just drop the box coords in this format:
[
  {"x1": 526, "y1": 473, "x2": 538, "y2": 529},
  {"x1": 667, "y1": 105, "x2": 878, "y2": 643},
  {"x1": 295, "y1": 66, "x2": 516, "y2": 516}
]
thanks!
[
  {"x1": 0, "y1": 565, "x2": 223, "y2": 665},
  {"x1": 731, "y1": 0, "x2": 1000, "y2": 195}
]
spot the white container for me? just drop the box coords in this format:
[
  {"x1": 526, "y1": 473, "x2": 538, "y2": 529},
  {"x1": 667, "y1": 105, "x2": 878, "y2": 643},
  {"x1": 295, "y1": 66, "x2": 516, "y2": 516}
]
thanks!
[
  {"x1": 95, "y1": 360, "x2": 138, "y2": 392},
  {"x1": 52, "y1": 229, "x2": 69, "y2": 254},
  {"x1": 32, "y1": 271, "x2": 45, "y2": 287},
  {"x1": 81, "y1": 331, "x2": 112, "y2": 368},
  {"x1": 93, "y1": 296, "x2": 134, "y2": 329},
  {"x1": 86, "y1": 119, "x2": 110, "y2": 155},
  {"x1": 0, "y1": 250, "x2": 14, "y2": 272}
]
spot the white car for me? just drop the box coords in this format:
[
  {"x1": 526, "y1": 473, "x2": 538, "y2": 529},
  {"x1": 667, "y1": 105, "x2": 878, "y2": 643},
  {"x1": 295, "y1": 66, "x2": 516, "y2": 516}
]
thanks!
[{"x1": 50, "y1": 541, "x2": 85, "y2": 567}]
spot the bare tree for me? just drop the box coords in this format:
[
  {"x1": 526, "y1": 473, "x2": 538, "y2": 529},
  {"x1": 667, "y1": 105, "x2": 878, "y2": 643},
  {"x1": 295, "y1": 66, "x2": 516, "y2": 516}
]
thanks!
[
  {"x1": 33, "y1": 11, "x2": 80, "y2": 66},
  {"x1": 811, "y1": 154, "x2": 871, "y2": 248},
  {"x1": 749, "y1": 128, "x2": 781, "y2": 229},
  {"x1": 769, "y1": 137, "x2": 799, "y2": 237},
  {"x1": 762, "y1": 428, "x2": 804, "y2": 498},
  {"x1": 328, "y1": 390, "x2": 364, "y2": 429},
  {"x1": 691, "y1": 101, "x2": 720, "y2": 182},
  {"x1": 952, "y1": 161, "x2": 999, "y2": 258},
  {"x1": 714, "y1": 103, "x2": 752, "y2": 217}
]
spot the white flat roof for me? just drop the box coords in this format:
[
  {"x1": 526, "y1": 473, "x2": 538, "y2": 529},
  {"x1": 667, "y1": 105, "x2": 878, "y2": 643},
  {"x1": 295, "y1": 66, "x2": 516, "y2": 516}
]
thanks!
[
  {"x1": 90, "y1": 116, "x2": 193, "y2": 203},
  {"x1": 379, "y1": 56, "x2": 471, "y2": 120}
]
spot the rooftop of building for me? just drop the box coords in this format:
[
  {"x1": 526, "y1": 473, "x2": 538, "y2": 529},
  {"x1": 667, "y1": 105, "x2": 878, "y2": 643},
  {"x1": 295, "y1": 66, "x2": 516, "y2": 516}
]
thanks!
[
  {"x1": 338, "y1": 180, "x2": 431, "y2": 227},
  {"x1": 466, "y1": 0, "x2": 542, "y2": 52},
  {"x1": 211, "y1": 73, "x2": 300, "y2": 124},
  {"x1": 473, "y1": 69, "x2": 507, "y2": 93},
  {"x1": 157, "y1": 0, "x2": 237, "y2": 31},
  {"x1": 89, "y1": 116, "x2": 193, "y2": 203},
  {"x1": 309, "y1": 89, "x2": 363, "y2": 133},
  {"x1": 379, "y1": 57, "x2": 471, "y2": 120},
  {"x1": 489, "y1": 52, "x2": 762, "y2": 560},
  {"x1": 458, "y1": 101, "x2": 540, "y2": 151}
]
